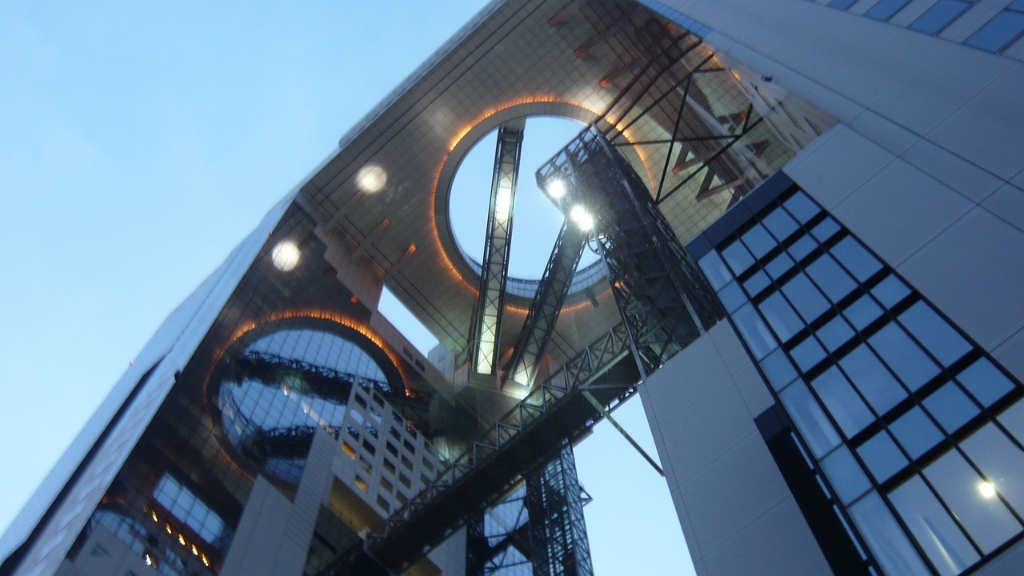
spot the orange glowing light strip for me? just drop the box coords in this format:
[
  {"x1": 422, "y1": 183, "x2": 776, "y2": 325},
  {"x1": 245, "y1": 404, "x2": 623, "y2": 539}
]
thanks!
[{"x1": 209, "y1": 309, "x2": 411, "y2": 397}]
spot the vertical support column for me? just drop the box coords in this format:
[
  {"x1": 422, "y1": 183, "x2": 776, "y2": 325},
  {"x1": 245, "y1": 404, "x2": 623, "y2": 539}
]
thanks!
[
  {"x1": 525, "y1": 442, "x2": 593, "y2": 576},
  {"x1": 473, "y1": 121, "x2": 526, "y2": 376}
]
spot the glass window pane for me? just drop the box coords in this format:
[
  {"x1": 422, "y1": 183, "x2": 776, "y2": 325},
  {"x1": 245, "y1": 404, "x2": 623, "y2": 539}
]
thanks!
[
  {"x1": 788, "y1": 235, "x2": 817, "y2": 262},
  {"x1": 721, "y1": 241, "x2": 755, "y2": 275},
  {"x1": 1012, "y1": 0, "x2": 1024, "y2": 11},
  {"x1": 780, "y1": 381, "x2": 842, "y2": 458},
  {"x1": 839, "y1": 344, "x2": 907, "y2": 415},
  {"x1": 764, "y1": 252, "x2": 795, "y2": 280},
  {"x1": 821, "y1": 446, "x2": 872, "y2": 504},
  {"x1": 784, "y1": 191, "x2": 820, "y2": 223},
  {"x1": 741, "y1": 223, "x2": 777, "y2": 259},
  {"x1": 890, "y1": 407, "x2": 944, "y2": 459},
  {"x1": 733, "y1": 303, "x2": 778, "y2": 360},
  {"x1": 758, "y1": 293, "x2": 804, "y2": 342},
  {"x1": 858, "y1": 430, "x2": 910, "y2": 483},
  {"x1": 781, "y1": 275, "x2": 831, "y2": 324},
  {"x1": 924, "y1": 449, "x2": 1021, "y2": 553},
  {"x1": 998, "y1": 400, "x2": 1024, "y2": 445},
  {"x1": 965, "y1": 11, "x2": 1024, "y2": 52},
  {"x1": 962, "y1": 422, "x2": 1024, "y2": 514},
  {"x1": 829, "y1": 0, "x2": 858, "y2": 8},
  {"x1": 760, "y1": 348, "x2": 798, "y2": 391},
  {"x1": 871, "y1": 275, "x2": 911, "y2": 308},
  {"x1": 849, "y1": 491, "x2": 933, "y2": 576},
  {"x1": 717, "y1": 281, "x2": 747, "y2": 313},
  {"x1": 898, "y1": 301, "x2": 971, "y2": 367},
  {"x1": 811, "y1": 217, "x2": 841, "y2": 243},
  {"x1": 743, "y1": 270, "x2": 771, "y2": 298},
  {"x1": 869, "y1": 324, "x2": 940, "y2": 391},
  {"x1": 818, "y1": 316, "x2": 855, "y2": 352},
  {"x1": 909, "y1": 0, "x2": 970, "y2": 35},
  {"x1": 792, "y1": 335, "x2": 827, "y2": 372},
  {"x1": 866, "y1": 0, "x2": 912, "y2": 21},
  {"x1": 890, "y1": 475, "x2": 980, "y2": 576},
  {"x1": 811, "y1": 366, "x2": 876, "y2": 437},
  {"x1": 832, "y1": 237, "x2": 883, "y2": 282},
  {"x1": 844, "y1": 294, "x2": 883, "y2": 330},
  {"x1": 805, "y1": 254, "x2": 856, "y2": 303},
  {"x1": 957, "y1": 358, "x2": 1015, "y2": 407},
  {"x1": 762, "y1": 207, "x2": 800, "y2": 242},
  {"x1": 699, "y1": 251, "x2": 733, "y2": 291},
  {"x1": 924, "y1": 382, "x2": 981, "y2": 434}
]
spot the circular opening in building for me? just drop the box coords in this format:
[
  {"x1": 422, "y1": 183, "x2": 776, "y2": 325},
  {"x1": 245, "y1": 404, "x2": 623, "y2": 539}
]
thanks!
[
  {"x1": 216, "y1": 328, "x2": 390, "y2": 486},
  {"x1": 448, "y1": 116, "x2": 601, "y2": 281}
]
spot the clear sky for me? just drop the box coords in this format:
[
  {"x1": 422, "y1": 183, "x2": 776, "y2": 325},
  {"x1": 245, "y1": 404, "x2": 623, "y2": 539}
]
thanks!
[{"x1": 0, "y1": 2, "x2": 694, "y2": 574}]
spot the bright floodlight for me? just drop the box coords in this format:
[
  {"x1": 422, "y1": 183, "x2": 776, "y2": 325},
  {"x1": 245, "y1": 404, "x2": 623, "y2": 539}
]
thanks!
[
  {"x1": 356, "y1": 164, "x2": 387, "y2": 193},
  {"x1": 547, "y1": 179, "x2": 566, "y2": 199},
  {"x1": 569, "y1": 205, "x2": 594, "y2": 231},
  {"x1": 271, "y1": 241, "x2": 301, "y2": 272},
  {"x1": 979, "y1": 481, "x2": 997, "y2": 499}
]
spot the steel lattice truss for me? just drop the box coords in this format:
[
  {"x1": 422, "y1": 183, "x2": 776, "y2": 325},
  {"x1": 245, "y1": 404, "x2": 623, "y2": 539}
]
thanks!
[
  {"x1": 473, "y1": 124, "x2": 526, "y2": 376},
  {"x1": 536, "y1": 128, "x2": 724, "y2": 376},
  {"x1": 503, "y1": 222, "x2": 586, "y2": 389},
  {"x1": 525, "y1": 443, "x2": 593, "y2": 576},
  {"x1": 467, "y1": 488, "x2": 532, "y2": 576},
  {"x1": 366, "y1": 323, "x2": 638, "y2": 572}
]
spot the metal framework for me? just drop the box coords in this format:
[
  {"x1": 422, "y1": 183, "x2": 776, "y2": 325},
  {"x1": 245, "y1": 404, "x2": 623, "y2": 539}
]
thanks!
[
  {"x1": 466, "y1": 488, "x2": 531, "y2": 576},
  {"x1": 473, "y1": 123, "x2": 526, "y2": 376},
  {"x1": 367, "y1": 323, "x2": 638, "y2": 572},
  {"x1": 525, "y1": 443, "x2": 593, "y2": 576},
  {"x1": 503, "y1": 222, "x2": 586, "y2": 389},
  {"x1": 536, "y1": 128, "x2": 724, "y2": 376}
]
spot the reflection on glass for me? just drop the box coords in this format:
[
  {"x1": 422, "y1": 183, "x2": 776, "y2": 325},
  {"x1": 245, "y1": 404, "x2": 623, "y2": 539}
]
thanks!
[
  {"x1": 839, "y1": 344, "x2": 907, "y2": 415},
  {"x1": 891, "y1": 475, "x2": 979, "y2": 576},
  {"x1": 791, "y1": 335, "x2": 827, "y2": 372},
  {"x1": 805, "y1": 254, "x2": 856, "y2": 303},
  {"x1": 957, "y1": 358, "x2": 1014, "y2": 407},
  {"x1": 764, "y1": 252, "x2": 795, "y2": 280},
  {"x1": 783, "y1": 191, "x2": 820, "y2": 223},
  {"x1": 733, "y1": 303, "x2": 778, "y2": 360},
  {"x1": 844, "y1": 294, "x2": 883, "y2": 330},
  {"x1": 924, "y1": 449, "x2": 1021, "y2": 553},
  {"x1": 962, "y1": 422, "x2": 1024, "y2": 514},
  {"x1": 924, "y1": 383, "x2": 981, "y2": 434},
  {"x1": 743, "y1": 270, "x2": 771, "y2": 298},
  {"x1": 781, "y1": 275, "x2": 830, "y2": 324},
  {"x1": 871, "y1": 275, "x2": 911, "y2": 309},
  {"x1": 858, "y1": 430, "x2": 909, "y2": 483},
  {"x1": 758, "y1": 293, "x2": 804, "y2": 342},
  {"x1": 811, "y1": 217, "x2": 840, "y2": 243},
  {"x1": 818, "y1": 316, "x2": 854, "y2": 352},
  {"x1": 998, "y1": 400, "x2": 1024, "y2": 445},
  {"x1": 899, "y1": 302, "x2": 971, "y2": 367},
  {"x1": 812, "y1": 366, "x2": 875, "y2": 437},
  {"x1": 821, "y1": 445, "x2": 871, "y2": 504},
  {"x1": 910, "y1": 0, "x2": 970, "y2": 35},
  {"x1": 760, "y1": 348, "x2": 797, "y2": 391},
  {"x1": 721, "y1": 241, "x2": 755, "y2": 275},
  {"x1": 717, "y1": 281, "x2": 747, "y2": 313},
  {"x1": 788, "y1": 235, "x2": 818, "y2": 262},
  {"x1": 780, "y1": 381, "x2": 842, "y2": 457},
  {"x1": 890, "y1": 407, "x2": 944, "y2": 459},
  {"x1": 741, "y1": 223, "x2": 777, "y2": 259},
  {"x1": 849, "y1": 491, "x2": 932, "y2": 576},
  {"x1": 870, "y1": 324, "x2": 940, "y2": 391},
  {"x1": 699, "y1": 251, "x2": 733, "y2": 291},
  {"x1": 832, "y1": 237, "x2": 882, "y2": 282},
  {"x1": 762, "y1": 207, "x2": 800, "y2": 242}
]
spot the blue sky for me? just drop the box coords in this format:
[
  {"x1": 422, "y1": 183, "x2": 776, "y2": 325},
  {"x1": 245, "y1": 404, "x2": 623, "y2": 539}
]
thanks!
[{"x1": 0, "y1": 2, "x2": 694, "y2": 573}]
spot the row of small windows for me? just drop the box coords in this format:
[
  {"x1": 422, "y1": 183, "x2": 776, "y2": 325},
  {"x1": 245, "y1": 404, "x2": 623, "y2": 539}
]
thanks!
[
  {"x1": 701, "y1": 189, "x2": 1024, "y2": 575},
  {"x1": 817, "y1": 0, "x2": 1024, "y2": 53}
]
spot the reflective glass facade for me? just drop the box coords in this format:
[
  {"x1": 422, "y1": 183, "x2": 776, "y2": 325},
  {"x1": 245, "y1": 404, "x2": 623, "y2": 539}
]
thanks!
[{"x1": 697, "y1": 186, "x2": 1024, "y2": 575}]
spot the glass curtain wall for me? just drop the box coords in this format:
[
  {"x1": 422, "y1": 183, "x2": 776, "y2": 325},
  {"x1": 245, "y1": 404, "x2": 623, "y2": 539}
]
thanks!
[{"x1": 699, "y1": 188, "x2": 1024, "y2": 576}]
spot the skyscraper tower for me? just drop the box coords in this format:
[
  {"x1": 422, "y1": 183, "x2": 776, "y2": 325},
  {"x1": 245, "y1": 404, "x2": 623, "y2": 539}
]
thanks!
[{"x1": 3, "y1": 1, "x2": 1024, "y2": 575}]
